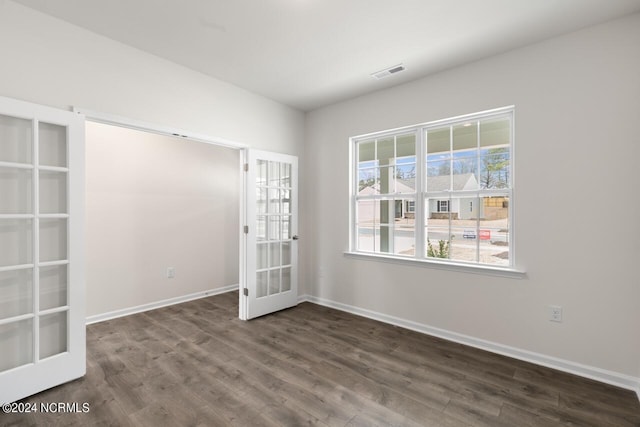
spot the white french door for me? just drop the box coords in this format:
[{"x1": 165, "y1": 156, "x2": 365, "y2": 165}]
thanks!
[
  {"x1": 0, "y1": 96, "x2": 85, "y2": 404},
  {"x1": 240, "y1": 150, "x2": 298, "y2": 320}
]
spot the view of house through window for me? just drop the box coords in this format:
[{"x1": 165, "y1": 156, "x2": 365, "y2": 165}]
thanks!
[{"x1": 352, "y1": 107, "x2": 513, "y2": 267}]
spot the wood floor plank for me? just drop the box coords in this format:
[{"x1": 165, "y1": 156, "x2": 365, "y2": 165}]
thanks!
[{"x1": 4, "y1": 292, "x2": 639, "y2": 427}]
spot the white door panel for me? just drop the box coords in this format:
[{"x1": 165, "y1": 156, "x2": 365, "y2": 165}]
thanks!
[
  {"x1": 241, "y1": 149, "x2": 298, "y2": 320},
  {"x1": 0, "y1": 96, "x2": 85, "y2": 404}
]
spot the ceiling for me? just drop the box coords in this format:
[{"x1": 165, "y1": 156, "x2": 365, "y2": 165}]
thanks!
[{"x1": 13, "y1": 0, "x2": 640, "y2": 111}]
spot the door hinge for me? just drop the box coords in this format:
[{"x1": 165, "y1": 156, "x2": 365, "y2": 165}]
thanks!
[
  {"x1": 243, "y1": 288, "x2": 248, "y2": 296},
  {"x1": 243, "y1": 163, "x2": 249, "y2": 172},
  {"x1": 244, "y1": 225, "x2": 249, "y2": 234}
]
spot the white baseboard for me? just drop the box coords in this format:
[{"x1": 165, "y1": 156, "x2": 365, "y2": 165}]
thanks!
[
  {"x1": 300, "y1": 294, "x2": 640, "y2": 400},
  {"x1": 86, "y1": 284, "x2": 238, "y2": 325}
]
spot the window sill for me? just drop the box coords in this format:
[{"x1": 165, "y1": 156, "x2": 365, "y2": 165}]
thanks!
[{"x1": 343, "y1": 251, "x2": 527, "y2": 279}]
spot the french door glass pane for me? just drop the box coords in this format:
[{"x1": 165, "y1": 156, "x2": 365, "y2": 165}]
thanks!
[
  {"x1": 281, "y1": 242, "x2": 291, "y2": 266},
  {"x1": 256, "y1": 243, "x2": 268, "y2": 270},
  {"x1": 268, "y1": 216, "x2": 280, "y2": 240},
  {"x1": 256, "y1": 216, "x2": 267, "y2": 241},
  {"x1": 0, "y1": 269, "x2": 33, "y2": 320},
  {"x1": 281, "y1": 216, "x2": 291, "y2": 240},
  {"x1": 40, "y1": 218, "x2": 67, "y2": 262},
  {"x1": 268, "y1": 189, "x2": 280, "y2": 213},
  {"x1": 0, "y1": 219, "x2": 33, "y2": 267},
  {"x1": 0, "y1": 318, "x2": 33, "y2": 371},
  {"x1": 0, "y1": 114, "x2": 32, "y2": 164},
  {"x1": 269, "y1": 242, "x2": 280, "y2": 267},
  {"x1": 268, "y1": 269, "x2": 280, "y2": 295},
  {"x1": 39, "y1": 265, "x2": 68, "y2": 310},
  {"x1": 39, "y1": 122, "x2": 67, "y2": 168},
  {"x1": 255, "y1": 158, "x2": 294, "y2": 299},
  {"x1": 0, "y1": 168, "x2": 32, "y2": 214},
  {"x1": 256, "y1": 271, "x2": 268, "y2": 298},
  {"x1": 280, "y1": 163, "x2": 291, "y2": 187},
  {"x1": 39, "y1": 311, "x2": 68, "y2": 359},
  {"x1": 268, "y1": 161, "x2": 280, "y2": 186},
  {"x1": 256, "y1": 160, "x2": 267, "y2": 186},
  {"x1": 281, "y1": 267, "x2": 291, "y2": 292},
  {"x1": 256, "y1": 188, "x2": 267, "y2": 214},
  {"x1": 39, "y1": 171, "x2": 67, "y2": 214},
  {"x1": 282, "y1": 190, "x2": 291, "y2": 213}
]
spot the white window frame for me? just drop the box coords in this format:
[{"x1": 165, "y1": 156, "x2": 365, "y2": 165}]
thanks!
[{"x1": 348, "y1": 106, "x2": 524, "y2": 277}]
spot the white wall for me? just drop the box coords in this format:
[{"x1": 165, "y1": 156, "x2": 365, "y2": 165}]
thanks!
[
  {"x1": 0, "y1": 1, "x2": 304, "y2": 155},
  {"x1": 2, "y1": 0, "x2": 637, "y2": 387},
  {"x1": 85, "y1": 122, "x2": 239, "y2": 317},
  {"x1": 0, "y1": 1, "x2": 305, "y2": 317},
  {"x1": 304, "y1": 12, "x2": 640, "y2": 382}
]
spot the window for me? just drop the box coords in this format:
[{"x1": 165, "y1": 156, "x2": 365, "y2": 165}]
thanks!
[
  {"x1": 351, "y1": 107, "x2": 513, "y2": 268},
  {"x1": 437, "y1": 200, "x2": 449, "y2": 213},
  {"x1": 406, "y1": 200, "x2": 415, "y2": 213}
]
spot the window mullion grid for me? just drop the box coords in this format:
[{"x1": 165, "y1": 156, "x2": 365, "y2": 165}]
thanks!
[
  {"x1": 476, "y1": 120, "x2": 481, "y2": 263},
  {"x1": 352, "y1": 107, "x2": 513, "y2": 268},
  {"x1": 351, "y1": 140, "x2": 358, "y2": 252},
  {"x1": 448, "y1": 125, "x2": 453, "y2": 260},
  {"x1": 265, "y1": 165, "x2": 271, "y2": 293},
  {"x1": 374, "y1": 140, "x2": 378, "y2": 252},
  {"x1": 415, "y1": 129, "x2": 425, "y2": 260},
  {"x1": 508, "y1": 110, "x2": 515, "y2": 266},
  {"x1": 32, "y1": 119, "x2": 40, "y2": 364},
  {"x1": 389, "y1": 137, "x2": 397, "y2": 255}
]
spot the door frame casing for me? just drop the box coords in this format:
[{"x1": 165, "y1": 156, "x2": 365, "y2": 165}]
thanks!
[
  {"x1": 239, "y1": 148, "x2": 248, "y2": 320},
  {"x1": 74, "y1": 108, "x2": 251, "y2": 322},
  {"x1": 71, "y1": 109, "x2": 271, "y2": 323}
]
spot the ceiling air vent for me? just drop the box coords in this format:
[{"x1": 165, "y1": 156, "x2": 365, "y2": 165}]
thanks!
[{"x1": 371, "y1": 64, "x2": 405, "y2": 80}]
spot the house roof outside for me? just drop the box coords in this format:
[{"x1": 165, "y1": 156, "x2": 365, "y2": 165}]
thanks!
[{"x1": 359, "y1": 173, "x2": 478, "y2": 195}]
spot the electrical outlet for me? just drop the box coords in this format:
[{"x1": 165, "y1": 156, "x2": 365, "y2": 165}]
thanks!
[
  {"x1": 167, "y1": 267, "x2": 175, "y2": 279},
  {"x1": 548, "y1": 305, "x2": 562, "y2": 322}
]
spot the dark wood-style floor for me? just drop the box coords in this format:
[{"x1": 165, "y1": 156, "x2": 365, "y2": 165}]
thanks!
[{"x1": 2, "y1": 291, "x2": 639, "y2": 426}]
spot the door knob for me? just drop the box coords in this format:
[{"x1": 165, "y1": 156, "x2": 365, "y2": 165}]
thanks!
[{"x1": 292, "y1": 235, "x2": 299, "y2": 240}]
